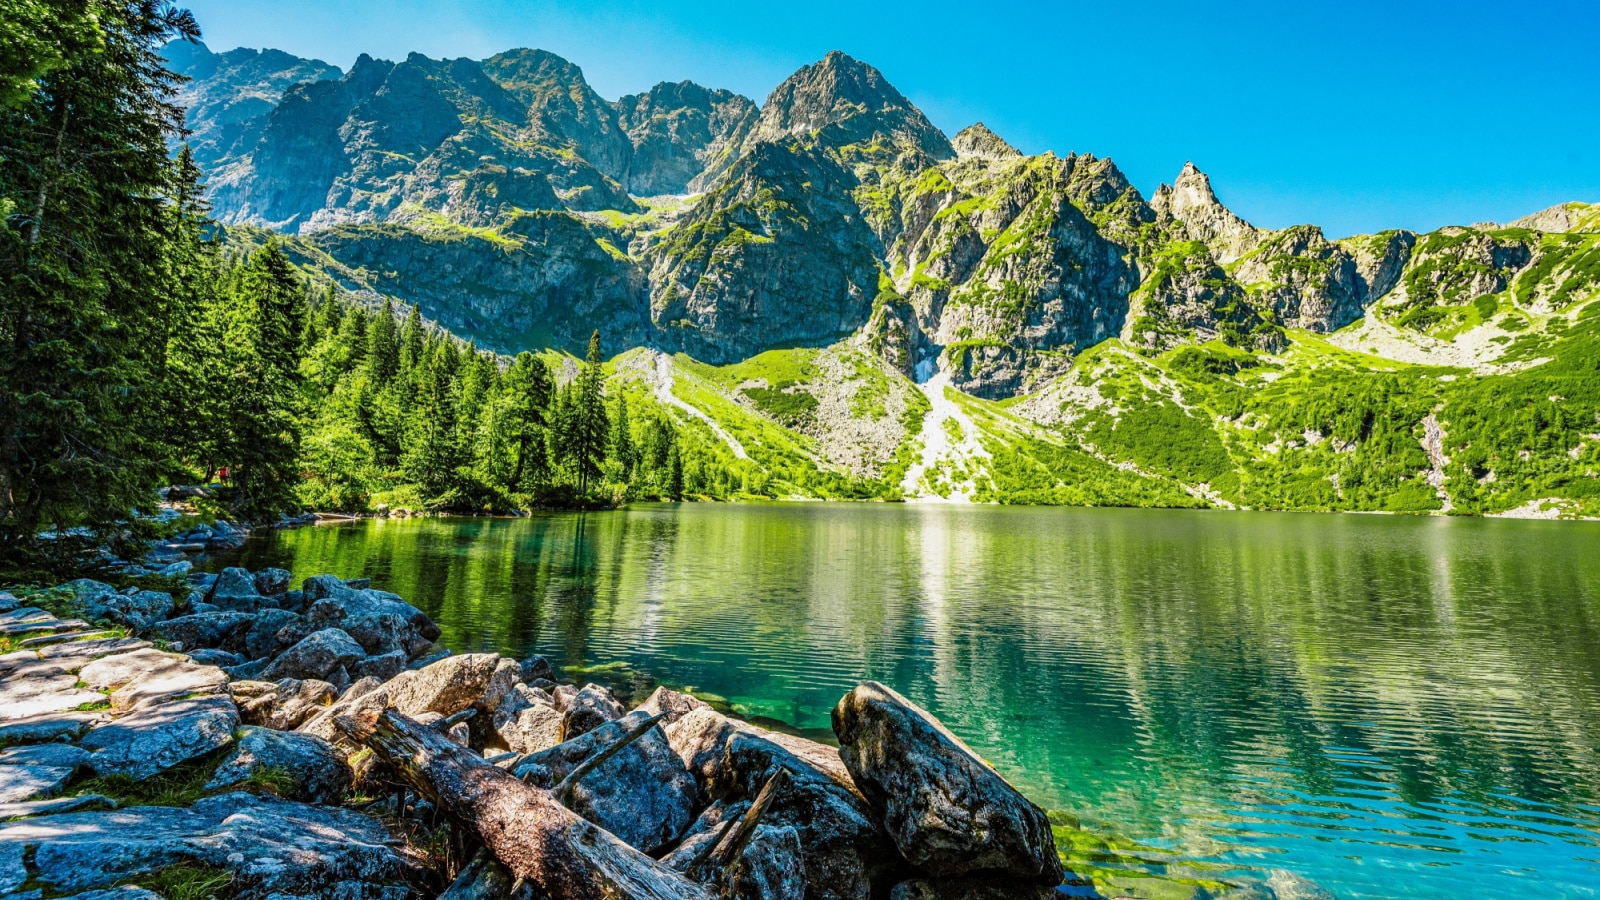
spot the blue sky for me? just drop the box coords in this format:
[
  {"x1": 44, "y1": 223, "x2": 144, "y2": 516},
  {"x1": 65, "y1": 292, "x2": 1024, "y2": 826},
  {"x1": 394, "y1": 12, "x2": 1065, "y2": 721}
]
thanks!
[{"x1": 182, "y1": 0, "x2": 1598, "y2": 238}]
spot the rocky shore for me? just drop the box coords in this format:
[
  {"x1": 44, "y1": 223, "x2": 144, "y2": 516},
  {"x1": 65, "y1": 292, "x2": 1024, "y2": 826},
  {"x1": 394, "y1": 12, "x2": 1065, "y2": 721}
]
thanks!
[{"x1": 1, "y1": 559, "x2": 1334, "y2": 900}]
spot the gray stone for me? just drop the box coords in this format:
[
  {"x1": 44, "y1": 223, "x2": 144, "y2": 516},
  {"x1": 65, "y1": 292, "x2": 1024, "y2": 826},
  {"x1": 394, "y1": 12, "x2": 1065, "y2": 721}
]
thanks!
[
  {"x1": 243, "y1": 607, "x2": 302, "y2": 660},
  {"x1": 493, "y1": 684, "x2": 564, "y2": 754},
  {"x1": 0, "y1": 762, "x2": 75, "y2": 803},
  {"x1": 147, "y1": 610, "x2": 254, "y2": 652},
  {"x1": 253, "y1": 567, "x2": 292, "y2": 596},
  {"x1": 67, "y1": 582, "x2": 174, "y2": 631},
  {"x1": 225, "y1": 658, "x2": 271, "y2": 681},
  {"x1": 297, "y1": 675, "x2": 395, "y2": 741},
  {"x1": 36, "y1": 637, "x2": 149, "y2": 662},
  {"x1": 0, "y1": 743, "x2": 90, "y2": 769},
  {"x1": 664, "y1": 804, "x2": 807, "y2": 900},
  {"x1": 60, "y1": 888, "x2": 165, "y2": 900},
  {"x1": 521, "y1": 654, "x2": 553, "y2": 683},
  {"x1": 666, "y1": 706, "x2": 900, "y2": 900},
  {"x1": 246, "y1": 677, "x2": 338, "y2": 731},
  {"x1": 289, "y1": 582, "x2": 439, "y2": 659},
  {"x1": 515, "y1": 709, "x2": 696, "y2": 855},
  {"x1": 0, "y1": 793, "x2": 117, "y2": 822},
  {"x1": 103, "y1": 652, "x2": 227, "y2": 713},
  {"x1": 561, "y1": 682, "x2": 624, "y2": 738},
  {"x1": 0, "y1": 592, "x2": 17, "y2": 614},
  {"x1": 639, "y1": 685, "x2": 711, "y2": 724},
  {"x1": 79, "y1": 695, "x2": 238, "y2": 780},
  {"x1": 832, "y1": 682, "x2": 1061, "y2": 884},
  {"x1": 0, "y1": 711, "x2": 107, "y2": 744},
  {"x1": 387, "y1": 653, "x2": 503, "y2": 718},
  {"x1": 210, "y1": 566, "x2": 266, "y2": 610},
  {"x1": 204, "y1": 726, "x2": 352, "y2": 804},
  {"x1": 0, "y1": 792, "x2": 412, "y2": 898},
  {"x1": 187, "y1": 648, "x2": 244, "y2": 668},
  {"x1": 0, "y1": 667, "x2": 105, "y2": 721},
  {"x1": 260, "y1": 627, "x2": 365, "y2": 682},
  {"x1": 353, "y1": 648, "x2": 407, "y2": 682}
]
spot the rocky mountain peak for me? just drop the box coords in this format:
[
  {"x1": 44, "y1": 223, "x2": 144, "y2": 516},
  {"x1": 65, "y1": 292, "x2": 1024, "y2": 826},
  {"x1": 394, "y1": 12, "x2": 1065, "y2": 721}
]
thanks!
[
  {"x1": 951, "y1": 123, "x2": 1021, "y2": 160},
  {"x1": 751, "y1": 50, "x2": 953, "y2": 159},
  {"x1": 1156, "y1": 161, "x2": 1261, "y2": 263},
  {"x1": 614, "y1": 80, "x2": 759, "y2": 195}
]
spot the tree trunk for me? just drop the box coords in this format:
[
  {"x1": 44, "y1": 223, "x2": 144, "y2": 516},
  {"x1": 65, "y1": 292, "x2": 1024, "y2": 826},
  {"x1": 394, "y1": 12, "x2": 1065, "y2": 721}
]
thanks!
[{"x1": 337, "y1": 708, "x2": 710, "y2": 900}]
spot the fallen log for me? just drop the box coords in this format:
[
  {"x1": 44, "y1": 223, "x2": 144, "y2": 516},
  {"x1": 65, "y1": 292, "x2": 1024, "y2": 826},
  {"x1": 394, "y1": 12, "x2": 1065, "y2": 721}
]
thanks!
[{"x1": 338, "y1": 707, "x2": 711, "y2": 900}]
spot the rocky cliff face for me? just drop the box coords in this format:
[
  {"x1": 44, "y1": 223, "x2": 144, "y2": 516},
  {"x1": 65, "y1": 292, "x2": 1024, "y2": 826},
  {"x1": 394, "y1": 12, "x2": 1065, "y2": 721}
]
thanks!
[
  {"x1": 642, "y1": 142, "x2": 881, "y2": 363},
  {"x1": 163, "y1": 41, "x2": 342, "y2": 170},
  {"x1": 179, "y1": 44, "x2": 1598, "y2": 401},
  {"x1": 281, "y1": 212, "x2": 652, "y2": 354},
  {"x1": 615, "y1": 81, "x2": 758, "y2": 195}
]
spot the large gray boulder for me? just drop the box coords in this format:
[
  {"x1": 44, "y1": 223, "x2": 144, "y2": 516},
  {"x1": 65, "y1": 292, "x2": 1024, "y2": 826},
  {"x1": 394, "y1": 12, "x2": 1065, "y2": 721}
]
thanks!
[
  {"x1": 492, "y1": 684, "x2": 564, "y2": 754},
  {"x1": 639, "y1": 685, "x2": 712, "y2": 724},
  {"x1": 63, "y1": 581, "x2": 174, "y2": 631},
  {"x1": 204, "y1": 725, "x2": 352, "y2": 804},
  {"x1": 209, "y1": 566, "x2": 272, "y2": 611},
  {"x1": 832, "y1": 682, "x2": 1062, "y2": 884},
  {"x1": 667, "y1": 706, "x2": 903, "y2": 900},
  {"x1": 664, "y1": 803, "x2": 808, "y2": 900},
  {"x1": 243, "y1": 607, "x2": 302, "y2": 659},
  {"x1": 387, "y1": 653, "x2": 503, "y2": 718},
  {"x1": 253, "y1": 567, "x2": 293, "y2": 596},
  {"x1": 514, "y1": 709, "x2": 696, "y2": 855},
  {"x1": 78, "y1": 648, "x2": 227, "y2": 713},
  {"x1": 290, "y1": 578, "x2": 439, "y2": 659},
  {"x1": 561, "y1": 682, "x2": 626, "y2": 739},
  {"x1": 79, "y1": 695, "x2": 238, "y2": 780},
  {"x1": 0, "y1": 792, "x2": 412, "y2": 898},
  {"x1": 147, "y1": 610, "x2": 254, "y2": 652},
  {"x1": 260, "y1": 627, "x2": 366, "y2": 682}
]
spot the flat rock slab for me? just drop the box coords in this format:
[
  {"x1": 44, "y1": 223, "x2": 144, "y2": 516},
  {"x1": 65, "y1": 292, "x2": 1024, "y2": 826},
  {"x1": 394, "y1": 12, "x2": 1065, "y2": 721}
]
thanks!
[
  {"x1": 0, "y1": 793, "x2": 117, "y2": 822},
  {"x1": 0, "y1": 792, "x2": 412, "y2": 898},
  {"x1": 36, "y1": 638, "x2": 150, "y2": 662},
  {"x1": 0, "y1": 764, "x2": 75, "y2": 803},
  {"x1": 832, "y1": 682, "x2": 1063, "y2": 884},
  {"x1": 0, "y1": 711, "x2": 109, "y2": 744},
  {"x1": 0, "y1": 744, "x2": 90, "y2": 803},
  {"x1": 0, "y1": 669, "x2": 106, "y2": 721},
  {"x1": 79, "y1": 695, "x2": 238, "y2": 780}
]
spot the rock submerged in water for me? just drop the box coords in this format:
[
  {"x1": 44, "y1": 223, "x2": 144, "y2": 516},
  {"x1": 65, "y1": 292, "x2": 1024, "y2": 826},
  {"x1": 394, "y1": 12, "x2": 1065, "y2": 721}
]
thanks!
[{"x1": 832, "y1": 681, "x2": 1064, "y2": 885}]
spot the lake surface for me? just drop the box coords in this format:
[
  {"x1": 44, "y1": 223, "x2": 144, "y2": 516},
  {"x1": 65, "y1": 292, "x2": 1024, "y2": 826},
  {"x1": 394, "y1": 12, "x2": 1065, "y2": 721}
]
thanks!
[{"x1": 216, "y1": 504, "x2": 1600, "y2": 899}]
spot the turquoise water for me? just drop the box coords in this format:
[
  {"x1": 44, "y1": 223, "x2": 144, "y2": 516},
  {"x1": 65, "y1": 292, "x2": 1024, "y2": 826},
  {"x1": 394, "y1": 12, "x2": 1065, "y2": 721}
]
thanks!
[{"x1": 217, "y1": 504, "x2": 1600, "y2": 899}]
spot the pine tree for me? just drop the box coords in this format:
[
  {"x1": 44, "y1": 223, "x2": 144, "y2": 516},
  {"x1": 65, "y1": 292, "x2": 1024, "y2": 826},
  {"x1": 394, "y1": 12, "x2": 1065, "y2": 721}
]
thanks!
[
  {"x1": 570, "y1": 331, "x2": 610, "y2": 495},
  {"x1": 667, "y1": 443, "x2": 685, "y2": 501},
  {"x1": 366, "y1": 300, "x2": 400, "y2": 384},
  {"x1": 610, "y1": 395, "x2": 636, "y2": 474},
  {"x1": 0, "y1": 2, "x2": 201, "y2": 550},
  {"x1": 226, "y1": 240, "x2": 307, "y2": 518},
  {"x1": 499, "y1": 352, "x2": 553, "y2": 492}
]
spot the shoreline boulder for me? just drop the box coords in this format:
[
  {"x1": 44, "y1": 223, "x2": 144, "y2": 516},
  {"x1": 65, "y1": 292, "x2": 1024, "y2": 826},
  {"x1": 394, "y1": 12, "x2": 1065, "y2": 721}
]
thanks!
[{"x1": 832, "y1": 682, "x2": 1062, "y2": 885}]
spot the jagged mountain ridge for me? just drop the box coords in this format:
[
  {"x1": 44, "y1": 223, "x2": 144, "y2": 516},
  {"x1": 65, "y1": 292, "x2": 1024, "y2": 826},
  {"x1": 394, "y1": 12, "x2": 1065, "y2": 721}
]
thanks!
[{"x1": 174, "y1": 42, "x2": 1599, "y2": 392}]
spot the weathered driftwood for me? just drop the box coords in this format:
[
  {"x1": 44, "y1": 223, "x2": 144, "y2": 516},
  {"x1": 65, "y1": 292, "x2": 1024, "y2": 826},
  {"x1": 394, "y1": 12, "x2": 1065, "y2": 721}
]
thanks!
[
  {"x1": 686, "y1": 767, "x2": 789, "y2": 883},
  {"x1": 337, "y1": 708, "x2": 711, "y2": 900}
]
